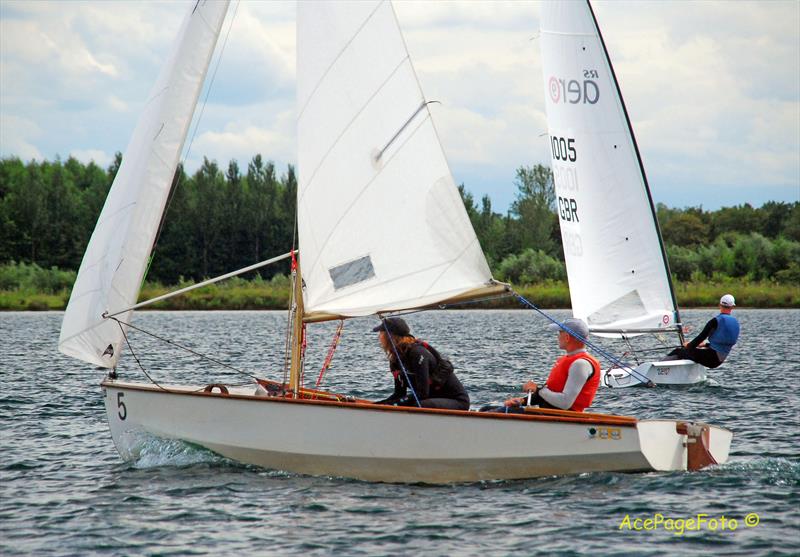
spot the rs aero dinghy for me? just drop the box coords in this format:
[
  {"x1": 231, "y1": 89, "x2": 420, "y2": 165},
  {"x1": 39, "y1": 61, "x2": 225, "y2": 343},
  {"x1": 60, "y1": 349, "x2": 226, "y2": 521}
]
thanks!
[
  {"x1": 58, "y1": 0, "x2": 731, "y2": 483},
  {"x1": 541, "y1": 0, "x2": 711, "y2": 388}
]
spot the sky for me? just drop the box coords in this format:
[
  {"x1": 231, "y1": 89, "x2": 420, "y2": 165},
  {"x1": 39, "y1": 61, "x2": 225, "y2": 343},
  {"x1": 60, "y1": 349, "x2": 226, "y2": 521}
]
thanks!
[{"x1": 1, "y1": 0, "x2": 798, "y2": 212}]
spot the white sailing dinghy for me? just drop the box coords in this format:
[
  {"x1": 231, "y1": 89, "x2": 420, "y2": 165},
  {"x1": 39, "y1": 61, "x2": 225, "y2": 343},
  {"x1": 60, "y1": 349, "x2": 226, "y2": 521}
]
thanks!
[
  {"x1": 58, "y1": 0, "x2": 731, "y2": 483},
  {"x1": 539, "y1": 0, "x2": 706, "y2": 387}
]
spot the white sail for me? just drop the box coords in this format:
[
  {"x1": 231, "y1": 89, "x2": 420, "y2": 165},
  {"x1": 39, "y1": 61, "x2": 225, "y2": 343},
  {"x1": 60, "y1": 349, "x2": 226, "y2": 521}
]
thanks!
[
  {"x1": 59, "y1": 0, "x2": 230, "y2": 368},
  {"x1": 539, "y1": 1, "x2": 678, "y2": 334},
  {"x1": 296, "y1": 0, "x2": 493, "y2": 319}
]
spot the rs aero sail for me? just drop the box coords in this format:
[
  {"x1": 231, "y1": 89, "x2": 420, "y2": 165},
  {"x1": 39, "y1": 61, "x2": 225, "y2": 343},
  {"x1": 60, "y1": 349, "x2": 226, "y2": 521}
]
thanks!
[
  {"x1": 539, "y1": 0, "x2": 708, "y2": 387},
  {"x1": 58, "y1": 0, "x2": 732, "y2": 483}
]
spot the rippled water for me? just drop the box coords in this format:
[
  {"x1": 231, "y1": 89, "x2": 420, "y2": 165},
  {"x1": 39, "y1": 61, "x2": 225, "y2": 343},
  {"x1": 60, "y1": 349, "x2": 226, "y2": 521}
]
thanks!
[{"x1": 1, "y1": 309, "x2": 798, "y2": 555}]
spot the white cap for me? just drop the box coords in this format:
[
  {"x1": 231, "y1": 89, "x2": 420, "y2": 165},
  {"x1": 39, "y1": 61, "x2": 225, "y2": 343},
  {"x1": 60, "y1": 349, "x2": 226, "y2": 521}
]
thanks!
[
  {"x1": 549, "y1": 317, "x2": 590, "y2": 340},
  {"x1": 720, "y1": 294, "x2": 736, "y2": 307}
]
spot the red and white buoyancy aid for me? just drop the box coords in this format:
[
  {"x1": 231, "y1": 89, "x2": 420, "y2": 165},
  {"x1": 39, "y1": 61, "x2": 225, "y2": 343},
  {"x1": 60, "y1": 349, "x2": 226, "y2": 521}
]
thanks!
[{"x1": 544, "y1": 352, "x2": 601, "y2": 412}]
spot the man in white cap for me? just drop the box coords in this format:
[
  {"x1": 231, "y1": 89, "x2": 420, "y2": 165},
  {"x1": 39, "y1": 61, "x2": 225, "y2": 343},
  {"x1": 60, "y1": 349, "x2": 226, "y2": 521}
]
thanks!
[
  {"x1": 666, "y1": 294, "x2": 740, "y2": 368},
  {"x1": 500, "y1": 317, "x2": 601, "y2": 413}
]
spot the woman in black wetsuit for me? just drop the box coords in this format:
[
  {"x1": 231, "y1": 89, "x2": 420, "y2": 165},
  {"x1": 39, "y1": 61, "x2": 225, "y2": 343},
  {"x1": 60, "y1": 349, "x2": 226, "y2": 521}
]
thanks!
[{"x1": 373, "y1": 317, "x2": 470, "y2": 411}]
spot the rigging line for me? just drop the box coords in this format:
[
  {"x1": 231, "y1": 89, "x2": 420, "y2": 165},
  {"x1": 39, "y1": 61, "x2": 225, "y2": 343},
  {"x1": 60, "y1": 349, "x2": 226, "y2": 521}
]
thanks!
[
  {"x1": 283, "y1": 251, "x2": 299, "y2": 390},
  {"x1": 376, "y1": 291, "x2": 517, "y2": 320},
  {"x1": 114, "y1": 319, "x2": 170, "y2": 392},
  {"x1": 315, "y1": 320, "x2": 344, "y2": 390},
  {"x1": 151, "y1": 0, "x2": 241, "y2": 257},
  {"x1": 108, "y1": 316, "x2": 258, "y2": 381},
  {"x1": 630, "y1": 345, "x2": 683, "y2": 354},
  {"x1": 104, "y1": 251, "x2": 293, "y2": 318},
  {"x1": 381, "y1": 318, "x2": 421, "y2": 407},
  {"x1": 514, "y1": 293, "x2": 655, "y2": 387},
  {"x1": 621, "y1": 335, "x2": 639, "y2": 365}
]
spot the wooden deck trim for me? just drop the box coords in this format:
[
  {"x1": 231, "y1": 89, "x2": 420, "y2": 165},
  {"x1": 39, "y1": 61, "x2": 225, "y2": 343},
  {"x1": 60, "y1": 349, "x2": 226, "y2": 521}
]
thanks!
[{"x1": 101, "y1": 379, "x2": 638, "y2": 428}]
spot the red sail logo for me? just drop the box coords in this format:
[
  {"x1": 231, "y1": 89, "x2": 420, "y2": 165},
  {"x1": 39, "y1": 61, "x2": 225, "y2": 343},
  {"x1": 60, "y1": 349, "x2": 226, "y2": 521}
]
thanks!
[{"x1": 548, "y1": 75, "x2": 599, "y2": 105}]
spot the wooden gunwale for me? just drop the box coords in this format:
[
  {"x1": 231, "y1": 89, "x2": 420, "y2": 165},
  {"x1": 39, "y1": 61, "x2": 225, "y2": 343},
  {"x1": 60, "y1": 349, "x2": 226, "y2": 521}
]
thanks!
[{"x1": 101, "y1": 379, "x2": 639, "y2": 427}]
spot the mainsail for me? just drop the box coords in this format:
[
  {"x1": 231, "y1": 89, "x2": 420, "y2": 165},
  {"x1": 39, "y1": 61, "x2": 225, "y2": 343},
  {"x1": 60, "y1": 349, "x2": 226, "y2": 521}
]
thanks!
[
  {"x1": 297, "y1": 0, "x2": 494, "y2": 320},
  {"x1": 59, "y1": 1, "x2": 230, "y2": 367},
  {"x1": 539, "y1": 1, "x2": 679, "y2": 335}
]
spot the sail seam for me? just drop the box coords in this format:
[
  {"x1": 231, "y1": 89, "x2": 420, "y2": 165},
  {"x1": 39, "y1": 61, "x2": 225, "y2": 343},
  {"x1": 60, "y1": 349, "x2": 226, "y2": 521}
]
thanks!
[
  {"x1": 297, "y1": 54, "x2": 411, "y2": 204},
  {"x1": 420, "y1": 236, "x2": 483, "y2": 299},
  {"x1": 297, "y1": 0, "x2": 385, "y2": 121},
  {"x1": 301, "y1": 113, "x2": 430, "y2": 282},
  {"x1": 540, "y1": 30, "x2": 595, "y2": 37}
]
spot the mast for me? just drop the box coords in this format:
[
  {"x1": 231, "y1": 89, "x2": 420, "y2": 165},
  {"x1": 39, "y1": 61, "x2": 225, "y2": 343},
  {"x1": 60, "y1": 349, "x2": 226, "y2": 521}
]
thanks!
[
  {"x1": 584, "y1": 0, "x2": 684, "y2": 342},
  {"x1": 288, "y1": 253, "x2": 304, "y2": 395}
]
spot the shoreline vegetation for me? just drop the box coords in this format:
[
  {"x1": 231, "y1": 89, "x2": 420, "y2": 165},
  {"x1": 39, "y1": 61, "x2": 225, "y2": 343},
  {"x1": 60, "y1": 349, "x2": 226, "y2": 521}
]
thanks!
[
  {"x1": 1, "y1": 268, "x2": 797, "y2": 311},
  {"x1": 2, "y1": 156, "x2": 798, "y2": 311}
]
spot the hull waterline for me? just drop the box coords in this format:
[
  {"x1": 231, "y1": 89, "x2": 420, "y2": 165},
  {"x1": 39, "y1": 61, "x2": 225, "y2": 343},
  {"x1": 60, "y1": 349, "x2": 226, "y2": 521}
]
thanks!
[
  {"x1": 602, "y1": 360, "x2": 708, "y2": 388},
  {"x1": 102, "y1": 379, "x2": 731, "y2": 483}
]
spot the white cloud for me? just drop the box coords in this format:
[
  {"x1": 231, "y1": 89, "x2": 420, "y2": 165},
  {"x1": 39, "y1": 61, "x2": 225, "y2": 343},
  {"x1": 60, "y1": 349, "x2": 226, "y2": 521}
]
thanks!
[
  {"x1": 69, "y1": 148, "x2": 111, "y2": 167},
  {"x1": 1, "y1": 0, "x2": 797, "y2": 209},
  {"x1": 0, "y1": 114, "x2": 43, "y2": 160}
]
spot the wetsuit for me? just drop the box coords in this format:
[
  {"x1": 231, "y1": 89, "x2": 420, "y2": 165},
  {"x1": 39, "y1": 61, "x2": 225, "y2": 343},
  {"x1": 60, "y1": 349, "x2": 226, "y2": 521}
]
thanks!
[
  {"x1": 667, "y1": 313, "x2": 740, "y2": 368},
  {"x1": 374, "y1": 342, "x2": 470, "y2": 410}
]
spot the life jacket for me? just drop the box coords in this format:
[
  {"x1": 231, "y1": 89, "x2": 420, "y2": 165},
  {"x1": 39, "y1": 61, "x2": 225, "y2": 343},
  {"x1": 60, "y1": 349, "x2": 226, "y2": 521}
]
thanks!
[
  {"x1": 414, "y1": 340, "x2": 454, "y2": 386},
  {"x1": 544, "y1": 351, "x2": 601, "y2": 412},
  {"x1": 709, "y1": 313, "x2": 739, "y2": 355}
]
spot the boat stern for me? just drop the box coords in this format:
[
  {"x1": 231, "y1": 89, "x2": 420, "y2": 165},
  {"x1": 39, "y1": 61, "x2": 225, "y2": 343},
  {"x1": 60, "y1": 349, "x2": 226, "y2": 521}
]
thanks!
[{"x1": 638, "y1": 420, "x2": 732, "y2": 472}]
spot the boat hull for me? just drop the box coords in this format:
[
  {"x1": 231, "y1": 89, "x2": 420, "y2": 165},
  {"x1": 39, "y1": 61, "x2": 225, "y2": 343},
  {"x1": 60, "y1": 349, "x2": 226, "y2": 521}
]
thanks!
[
  {"x1": 602, "y1": 360, "x2": 708, "y2": 388},
  {"x1": 102, "y1": 380, "x2": 730, "y2": 483}
]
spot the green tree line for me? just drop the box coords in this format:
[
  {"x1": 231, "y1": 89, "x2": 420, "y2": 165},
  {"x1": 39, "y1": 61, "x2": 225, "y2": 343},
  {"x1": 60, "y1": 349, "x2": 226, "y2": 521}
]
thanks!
[
  {"x1": 459, "y1": 165, "x2": 800, "y2": 285},
  {"x1": 1, "y1": 155, "x2": 798, "y2": 291},
  {"x1": 0, "y1": 154, "x2": 296, "y2": 284}
]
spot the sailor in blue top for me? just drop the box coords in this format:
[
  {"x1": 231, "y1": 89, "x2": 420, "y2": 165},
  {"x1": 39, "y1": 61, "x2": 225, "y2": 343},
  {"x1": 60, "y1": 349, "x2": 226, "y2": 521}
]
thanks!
[{"x1": 667, "y1": 294, "x2": 740, "y2": 368}]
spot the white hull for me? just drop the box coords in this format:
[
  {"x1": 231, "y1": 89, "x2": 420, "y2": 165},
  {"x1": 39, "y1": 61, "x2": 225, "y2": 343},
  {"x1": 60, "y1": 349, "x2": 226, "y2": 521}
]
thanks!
[
  {"x1": 602, "y1": 360, "x2": 708, "y2": 388},
  {"x1": 103, "y1": 379, "x2": 731, "y2": 483}
]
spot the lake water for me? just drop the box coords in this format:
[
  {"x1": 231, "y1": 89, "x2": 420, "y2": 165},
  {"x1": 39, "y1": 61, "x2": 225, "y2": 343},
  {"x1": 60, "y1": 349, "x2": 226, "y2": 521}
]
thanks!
[{"x1": 1, "y1": 309, "x2": 798, "y2": 556}]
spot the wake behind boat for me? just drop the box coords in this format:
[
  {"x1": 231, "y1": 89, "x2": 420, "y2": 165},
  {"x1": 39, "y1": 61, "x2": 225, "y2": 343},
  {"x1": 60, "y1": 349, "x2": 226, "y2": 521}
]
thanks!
[{"x1": 59, "y1": 0, "x2": 732, "y2": 482}]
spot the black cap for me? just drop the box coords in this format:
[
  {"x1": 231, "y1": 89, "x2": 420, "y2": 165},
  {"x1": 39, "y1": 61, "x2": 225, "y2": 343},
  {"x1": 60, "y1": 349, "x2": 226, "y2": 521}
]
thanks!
[{"x1": 372, "y1": 317, "x2": 411, "y2": 336}]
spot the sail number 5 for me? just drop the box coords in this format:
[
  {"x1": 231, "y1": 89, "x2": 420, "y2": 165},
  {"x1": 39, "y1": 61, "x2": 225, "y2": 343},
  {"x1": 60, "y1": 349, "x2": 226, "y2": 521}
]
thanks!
[
  {"x1": 117, "y1": 392, "x2": 127, "y2": 420},
  {"x1": 550, "y1": 136, "x2": 576, "y2": 162}
]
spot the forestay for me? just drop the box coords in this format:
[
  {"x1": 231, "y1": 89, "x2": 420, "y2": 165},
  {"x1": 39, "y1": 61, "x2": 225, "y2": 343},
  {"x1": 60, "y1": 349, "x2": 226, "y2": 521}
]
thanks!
[
  {"x1": 539, "y1": 1, "x2": 678, "y2": 335},
  {"x1": 297, "y1": 0, "x2": 494, "y2": 319},
  {"x1": 59, "y1": 1, "x2": 230, "y2": 368}
]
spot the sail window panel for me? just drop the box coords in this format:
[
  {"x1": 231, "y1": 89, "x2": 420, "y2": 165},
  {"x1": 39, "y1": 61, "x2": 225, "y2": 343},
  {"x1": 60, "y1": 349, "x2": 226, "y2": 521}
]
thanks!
[
  {"x1": 297, "y1": 1, "x2": 409, "y2": 189},
  {"x1": 329, "y1": 256, "x2": 376, "y2": 290},
  {"x1": 587, "y1": 290, "x2": 646, "y2": 326},
  {"x1": 302, "y1": 121, "x2": 490, "y2": 316},
  {"x1": 297, "y1": 62, "x2": 429, "y2": 298}
]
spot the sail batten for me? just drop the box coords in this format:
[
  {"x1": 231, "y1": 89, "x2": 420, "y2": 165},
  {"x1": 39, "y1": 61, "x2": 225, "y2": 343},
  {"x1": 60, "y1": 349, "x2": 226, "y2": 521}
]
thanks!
[
  {"x1": 297, "y1": 0, "x2": 493, "y2": 318},
  {"x1": 539, "y1": 1, "x2": 678, "y2": 337},
  {"x1": 59, "y1": 1, "x2": 230, "y2": 368}
]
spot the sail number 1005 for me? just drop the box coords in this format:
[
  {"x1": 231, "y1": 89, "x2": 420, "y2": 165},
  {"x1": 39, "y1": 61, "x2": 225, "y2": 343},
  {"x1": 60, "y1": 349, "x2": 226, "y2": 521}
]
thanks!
[{"x1": 550, "y1": 136, "x2": 576, "y2": 162}]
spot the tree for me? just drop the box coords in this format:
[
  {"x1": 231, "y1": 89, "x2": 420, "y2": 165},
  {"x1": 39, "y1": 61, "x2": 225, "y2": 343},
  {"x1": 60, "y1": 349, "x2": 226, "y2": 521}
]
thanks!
[
  {"x1": 508, "y1": 164, "x2": 557, "y2": 256},
  {"x1": 661, "y1": 212, "x2": 709, "y2": 247}
]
